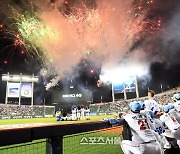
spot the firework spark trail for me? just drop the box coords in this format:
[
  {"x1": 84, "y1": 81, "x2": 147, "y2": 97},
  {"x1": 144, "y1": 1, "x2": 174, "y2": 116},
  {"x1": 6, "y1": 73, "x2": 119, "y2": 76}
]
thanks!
[
  {"x1": 0, "y1": 1, "x2": 58, "y2": 67},
  {"x1": 0, "y1": 0, "x2": 162, "y2": 88}
]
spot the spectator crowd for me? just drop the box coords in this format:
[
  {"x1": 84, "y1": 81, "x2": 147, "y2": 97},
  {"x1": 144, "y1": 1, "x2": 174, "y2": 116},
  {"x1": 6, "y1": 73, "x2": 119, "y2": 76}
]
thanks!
[
  {"x1": 90, "y1": 87, "x2": 180, "y2": 114},
  {"x1": 0, "y1": 104, "x2": 55, "y2": 119}
]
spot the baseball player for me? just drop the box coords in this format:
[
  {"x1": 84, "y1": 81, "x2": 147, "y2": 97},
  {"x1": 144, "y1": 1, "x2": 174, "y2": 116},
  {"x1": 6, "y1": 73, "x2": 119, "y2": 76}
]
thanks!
[
  {"x1": 171, "y1": 94, "x2": 180, "y2": 149},
  {"x1": 168, "y1": 103, "x2": 180, "y2": 124},
  {"x1": 120, "y1": 102, "x2": 161, "y2": 154},
  {"x1": 77, "y1": 106, "x2": 81, "y2": 120},
  {"x1": 140, "y1": 108, "x2": 171, "y2": 149},
  {"x1": 172, "y1": 94, "x2": 180, "y2": 115},
  {"x1": 160, "y1": 105, "x2": 180, "y2": 140},
  {"x1": 172, "y1": 94, "x2": 180, "y2": 103},
  {"x1": 80, "y1": 106, "x2": 85, "y2": 120},
  {"x1": 139, "y1": 101, "x2": 165, "y2": 135},
  {"x1": 144, "y1": 90, "x2": 160, "y2": 116},
  {"x1": 85, "y1": 107, "x2": 90, "y2": 120},
  {"x1": 71, "y1": 107, "x2": 77, "y2": 121}
]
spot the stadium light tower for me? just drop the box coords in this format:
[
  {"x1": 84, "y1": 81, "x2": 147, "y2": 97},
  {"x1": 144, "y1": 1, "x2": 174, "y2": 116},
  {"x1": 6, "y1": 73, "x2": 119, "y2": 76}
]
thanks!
[
  {"x1": 135, "y1": 75, "x2": 139, "y2": 98},
  {"x1": 2, "y1": 72, "x2": 39, "y2": 106}
]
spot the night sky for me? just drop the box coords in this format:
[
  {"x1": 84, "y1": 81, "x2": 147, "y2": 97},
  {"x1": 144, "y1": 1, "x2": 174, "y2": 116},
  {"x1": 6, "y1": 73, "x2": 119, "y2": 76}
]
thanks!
[{"x1": 0, "y1": 0, "x2": 180, "y2": 105}]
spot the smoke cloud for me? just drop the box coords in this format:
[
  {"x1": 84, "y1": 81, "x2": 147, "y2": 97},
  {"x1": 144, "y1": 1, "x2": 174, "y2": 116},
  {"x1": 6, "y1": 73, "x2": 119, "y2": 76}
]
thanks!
[{"x1": 1, "y1": 0, "x2": 180, "y2": 91}]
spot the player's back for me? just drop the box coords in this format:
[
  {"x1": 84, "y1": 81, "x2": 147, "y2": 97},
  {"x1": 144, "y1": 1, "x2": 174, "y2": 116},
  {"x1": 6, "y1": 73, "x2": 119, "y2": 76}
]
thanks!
[
  {"x1": 81, "y1": 108, "x2": 84, "y2": 113},
  {"x1": 174, "y1": 101, "x2": 180, "y2": 112},
  {"x1": 153, "y1": 118, "x2": 165, "y2": 135},
  {"x1": 124, "y1": 113, "x2": 157, "y2": 143},
  {"x1": 160, "y1": 113, "x2": 180, "y2": 131},
  {"x1": 140, "y1": 110, "x2": 165, "y2": 135},
  {"x1": 72, "y1": 109, "x2": 76, "y2": 114},
  {"x1": 169, "y1": 109, "x2": 180, "y2": 123},
  {"x1": 144, "y1": 99, "x2": 160, "y2": 113}
]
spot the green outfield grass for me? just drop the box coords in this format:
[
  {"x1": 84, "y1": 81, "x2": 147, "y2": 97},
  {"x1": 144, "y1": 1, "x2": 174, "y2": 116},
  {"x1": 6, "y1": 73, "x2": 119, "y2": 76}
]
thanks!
[
  {"x1": 0, "y1": 115, "x2": 123, "y2": 154},
  {"x1": 0, "y1": 115, "x2": 114, "y2": 125}
]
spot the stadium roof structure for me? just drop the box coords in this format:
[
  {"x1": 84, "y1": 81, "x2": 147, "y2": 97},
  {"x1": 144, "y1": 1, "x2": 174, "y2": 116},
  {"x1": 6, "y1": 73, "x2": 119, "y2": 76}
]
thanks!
[
  {"x1": 2, "y1": 72, "x2": 39, "y2": 106},
  {"x1": 2, "y1": 73, "x2": 38, "y2": 82}
]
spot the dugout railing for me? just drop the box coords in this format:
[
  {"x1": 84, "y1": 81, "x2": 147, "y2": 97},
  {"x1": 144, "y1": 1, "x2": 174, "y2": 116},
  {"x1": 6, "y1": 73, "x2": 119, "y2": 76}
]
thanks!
[{"x1": 0, "y1": 121, "x2": 123, "y2": 154}]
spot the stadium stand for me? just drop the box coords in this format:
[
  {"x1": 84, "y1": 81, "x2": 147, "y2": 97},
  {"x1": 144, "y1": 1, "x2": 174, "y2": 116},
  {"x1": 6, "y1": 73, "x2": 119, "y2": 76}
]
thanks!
[
  {"x1": 90, "y1": 87, "x2": 180, "y2": 114},
  {"x1": 89, "y1": 104, "x2": 99, "y2": 115},
  {"x1": 98, "y1": 103, "x2": 111, "y2": 114},
  {"x1": 0, "y1": 104, "x2": 55, "y2": 119}
]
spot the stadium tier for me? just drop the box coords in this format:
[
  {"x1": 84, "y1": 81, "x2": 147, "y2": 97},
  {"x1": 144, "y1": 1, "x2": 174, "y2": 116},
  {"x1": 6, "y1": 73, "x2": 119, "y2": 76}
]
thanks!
[
  {"x1": 0, "y1": 104, "x2": 55, "y2": 119},
  {"x1": 90, "y1": 87, "x2": 180, "y2": 114}
]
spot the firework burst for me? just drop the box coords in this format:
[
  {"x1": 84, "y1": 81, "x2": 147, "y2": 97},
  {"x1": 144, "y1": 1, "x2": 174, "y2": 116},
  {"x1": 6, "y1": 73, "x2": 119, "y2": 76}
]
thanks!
[
  {"x1": 0, "y1": 0, "x2": 163, "y2": 88},
  {"x1": 0, "y1": 1, "x2": 60, "y2": 67}
]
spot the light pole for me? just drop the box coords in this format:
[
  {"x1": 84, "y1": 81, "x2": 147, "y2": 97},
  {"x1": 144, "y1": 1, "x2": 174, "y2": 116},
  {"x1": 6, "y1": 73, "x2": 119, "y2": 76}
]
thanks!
[
  {"x1": 135, "y1": 75, "x2": 139, "y2": 98},
  {"x1": 111, "y1": 82, "x2": 115, "y2": 103}
]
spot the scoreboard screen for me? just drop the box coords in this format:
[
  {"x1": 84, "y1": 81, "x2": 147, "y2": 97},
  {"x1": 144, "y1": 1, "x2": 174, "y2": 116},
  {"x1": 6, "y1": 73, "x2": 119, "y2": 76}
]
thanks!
[{"x1": 52, "y1": 88, "x2": 92, "y2": 103}]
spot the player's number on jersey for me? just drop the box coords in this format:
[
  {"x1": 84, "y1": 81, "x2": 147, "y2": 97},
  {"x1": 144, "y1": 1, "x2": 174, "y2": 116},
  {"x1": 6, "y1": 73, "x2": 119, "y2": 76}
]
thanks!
[
  {"x1": 138, "y1": 119, "x2": 150, "y2": 130},
  {"x1": 156, "y1": 126, "x2": 164, "y2": 135}
]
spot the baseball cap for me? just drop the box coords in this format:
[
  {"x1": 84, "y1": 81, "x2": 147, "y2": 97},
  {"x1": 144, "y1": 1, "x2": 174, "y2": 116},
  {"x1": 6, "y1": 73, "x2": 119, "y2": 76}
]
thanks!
[
  {"x1": 138, "y1": 101, "x2": 145, "y2": 110},
  {"x1": 129, "y1": 101, "x2": 141, "y2": 113},
  {"x1": 168, "y1": 103, "x2": 174, "y2": 109},
  {"x1": 172, "y1": 94, "x2": 180, "y2": 100}
]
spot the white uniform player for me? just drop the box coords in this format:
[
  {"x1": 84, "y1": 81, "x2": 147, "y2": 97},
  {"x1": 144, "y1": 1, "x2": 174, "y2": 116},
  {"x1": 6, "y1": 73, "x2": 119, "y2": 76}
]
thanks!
[
  {"x1": 140, "y1": 110, "x2": 162, "y2": 132},
  {"x1": 71, "y1": 107, "x2": 77, "y2": 121},
  {"x1": 160, "y1": 105, "x2": 180, "y2": 140},
  {"x1": 174, "y1": 101, "x2": 180, "y2": 112},
  {"x1": 144, "y1": 99, "x2": 160, "y2": 114},
  {"x1": 172, "y1": 94, "x2": 180, "y2": 114},
  {"x1": 85, "y1": 107, "x2": 90, "y2": 120},
  {"x1": 140, "y1": 110, "x2": 170, "y2": 149},
  {"x1": 121, "y1": 102, "x2": 161, "y2": 154},
  {"x1": 168, "y1": 103, "x2": 180, "y2": 124},
  {"x1": 174, "y1": 101, "x2": 180, "y2": 114},
  {"x1": 80, "y1": 107, "x2": 85, "y2": 120},
  {"x1": 170, "y1": 102, "x2": 180, "y2": 149},
  {"x1": 77, "y1": 107, "x2": 81, "y2": 120},
  {"x1": 144, "y1": 90, "x2": 160, "y2": 115}
]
